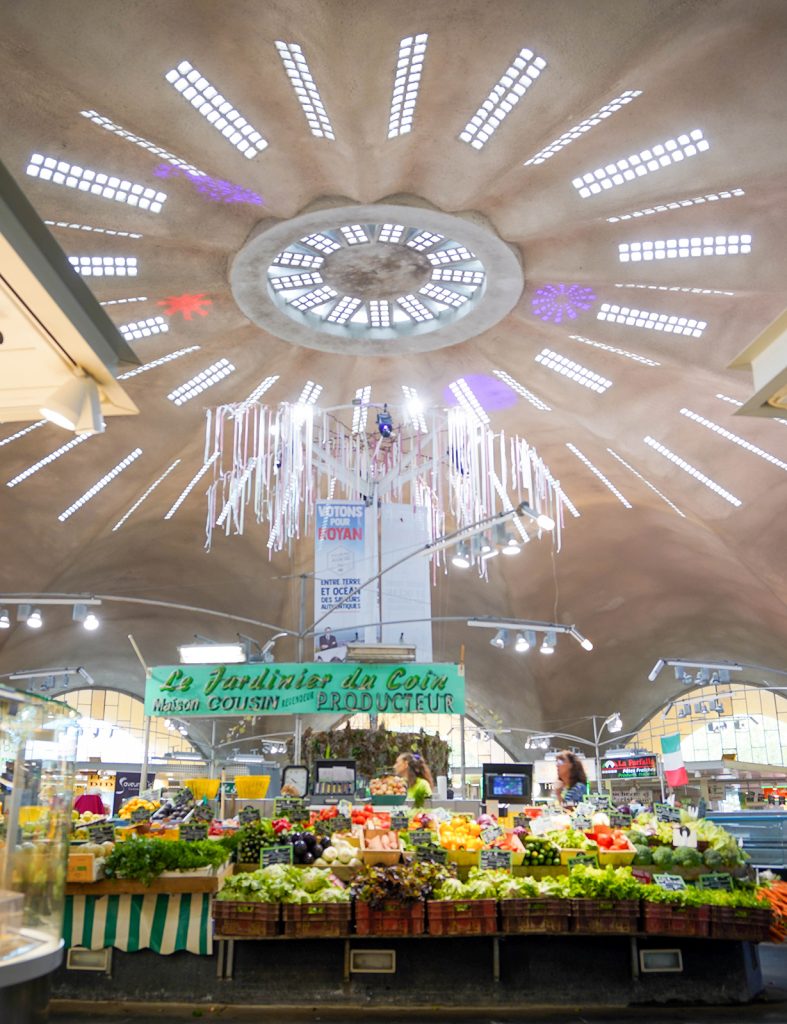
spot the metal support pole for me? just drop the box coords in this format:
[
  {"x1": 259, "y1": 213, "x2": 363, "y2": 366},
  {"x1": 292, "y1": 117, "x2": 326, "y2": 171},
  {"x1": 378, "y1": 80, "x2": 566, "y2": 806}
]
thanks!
[
  {"x1": 593, "y1": 716, "x2": 603, "y2": 794},
  {"x1": 459, "y1": 714, "x2": 468, "y2": 798},
  {"x1": 210, "y1": 720, "x2": 217, "y2": 779},
  {"x1": 297, "y1": 574, "x2": 307, "y2": 664},
  {"x1": 140, "y1": 714, "x2": 152, "y2": 792},
  {"x1": 294, "y1": 715, "x2": 303, "y2": 764}
]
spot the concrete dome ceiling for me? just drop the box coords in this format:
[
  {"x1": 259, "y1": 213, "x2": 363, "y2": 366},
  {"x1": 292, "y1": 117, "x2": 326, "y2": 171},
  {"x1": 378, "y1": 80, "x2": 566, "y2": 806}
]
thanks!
[{"x1": 1, "y1": 0, "x2": 786, "y2": 755}]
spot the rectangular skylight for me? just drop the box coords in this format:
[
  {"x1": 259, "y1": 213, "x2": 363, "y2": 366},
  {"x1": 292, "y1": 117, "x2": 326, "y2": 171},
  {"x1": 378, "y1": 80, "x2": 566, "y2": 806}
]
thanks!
[
  {"x1": 0, "y1": 420, "x2": 46, "y2": 449},
  {"x1": 275, "y1": 41, "x2": 335, "y2": 139},
  {"x1": 297, "y1": 380, "x2": 322, "y2": 405},
  {"x1": 45, "y1": 219, "x2": 142, "y2": 239},
  {"x1": 418, "y1": 283, "x2": 469, "y2": 308},
  {"x1": 680, "y1": 408, "x2": 787, "y2": 472},
  {"x1": 164, "y1": 452, "x2": 218, "y2": 520},
  {"x1": 614, "y1": 283, "x2": 734, "y2": 297},
  {"x1": 401, "y1": 385, "x2": 428, "y2": 433},
  {"x1": 325, "y1": 295, "x2": 362, "y2": 324},
  {"x1": 368, "y1": 300, "x2": 391, "y2": 327},
  {"x1": 566, "y1": 443, "x2": 632, "y2": 508},
  {"x1": 26, "y1": 154, "x2": 167, "y2": 211},
  {"x1": 432, "y1": 268, "x2": 485, "y2": 285},
  {"x1": 117, "y1": 346, "x2": 200, "y2": 381},
  {"x1": 607, "y1": 188, "x2": 745, "y2": 223},
  {"x1": 118, "y1": 316, "x2": 168, "y2": 341},
  {"x1": 270, "y1": 271, "x2": 323, "y2": 291},
  {"x1": 459, "y1": 47, "x2": 547, "y2": 149},
  {"x1": 340, "y1": 224, "x2": 368, "y2": 245},
  {"x1": 534, "y1": 348, "x2": 612, "y2": 393},
  {"x1": 524, "y1": 90, "x2": 642, "y2": 167},
  {"x1": 388, "y1": 34, "x2": 428, "y2": 138},
  {"x1": 572, "y1": 129, "x2": 710, "y2": 198},
  {"x1": 272, "y1": 251, "x2": 325, "y2": 268},
  {"x1": 396, "y1": 293, "x2": 435, "y2": 322},
  {"x1": 606, "y1": 447, "x2": 685, "y2": 517},
  {"x1": 100, "y1": 296, "x2": 148, "y2": 307},
  {"x1": 352, "y1": 386, "x2": 371, "y2": 433},
  {"x1": 164, "y1": 60, "x2": 268, "y2": 157},
  {"x1": 239, "y1": 374, "x2": 279, "y2": 410},
  {"x1": 68, "y1": 256, "x2": 137, "y2": 277},
  {"x1": 448, "y1": 378, "x2": 490, "y2": 425},
  {"x1": 112, "y1": 459, "x2": 182, "y2": 531},
  {"x1": 80, "y1": 109, "x2": 204, "y2": 175},
  {"x1": 288, "y1": 286, "x2": 337, "y2": 311},
  {"x1": 426, "y1": 246, "x2": 476, "y2": 265},
  {"x1": 619, "y1": 235, "x2": 752, "y2": 262},
  {"x1": 568, "y1": 334, "x2": 660, "y2": 367},
  {"x1": 299, "y1": 232, "x2": 341, "y2": 254},
  {"x1": 597, "y1": 303, "x2": 706, "y2": 337},
  {"x1": 406, "y1": 230, "x2": 444, "y2": 251},
  {"x1": 167, "y1": 359, "x2": 235, "y2": 406},
  {"x1": 378, "y1": 223, "x2": 406, "y2": 244},
  {"x1": 7, "y1": 434, "x2": 91, "y2": 488},
  {"x1": 58, "y1": 448, "x2": 142, "y2": 522},
  {"x1": 643, "y1": 436, "x2": 742, "y2": 507},
  {"x1": 492, "y1": 369, "x2": 551, "y2": 411}
]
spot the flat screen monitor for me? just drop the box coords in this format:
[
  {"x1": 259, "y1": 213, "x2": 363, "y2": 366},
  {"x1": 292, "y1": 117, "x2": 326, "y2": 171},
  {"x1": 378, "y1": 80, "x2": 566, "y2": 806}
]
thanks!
[{"x1": 482, "y1": 762, "x2": 532, "y2": 804}]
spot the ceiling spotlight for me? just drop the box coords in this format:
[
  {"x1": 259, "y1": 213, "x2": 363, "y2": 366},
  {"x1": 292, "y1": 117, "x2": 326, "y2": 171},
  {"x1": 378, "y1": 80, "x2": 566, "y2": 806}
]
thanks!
[
  {"x1": 501, "y1": 534, "x2": 521, "y2": 556},
  {"x1": 479, "y1": 536, "x2": 498, "y2": 559},
  {"x1": 83, "y1": 612, "x2": 100, "y2": 632},
  {"x1": 540, "y1": 630, "x2": 556, "y2": 655},
  {"x1": 0, "y1": 609, "x2": 10, "y2": 629},
  {"x1": 40, "y1": 374, "x2": 106, "y2": 435},
  {"x1": 570, "y1": 628, "x2": 594, "y2": 651},
  {"x1": 490, "y1": 629, "x2": 508, "y2": 649},
  {"x1": 514, "y1": 631, "x2": 530, "y2": 653},
  {"x1": 648, "y1": 658, "x2": 666, "y2": 682},
  {"x1": 451, "y1": 543, "x2": 471, "y2": 569},
  {"x1": 536, "y1": 513, "x2": 555, "y2": 532},
  {"x1": 517, "y1": 502, "x2": 555, "y2": 532},
  {"x1": 606, "y1": 712, "x2": 623, "y2": 733},
  {"x1": 376, "y1": 405, "x2": 394, "y2": 438},
  {"x1": 27, "y1": 608, "x2": 43, "y2": 629}
]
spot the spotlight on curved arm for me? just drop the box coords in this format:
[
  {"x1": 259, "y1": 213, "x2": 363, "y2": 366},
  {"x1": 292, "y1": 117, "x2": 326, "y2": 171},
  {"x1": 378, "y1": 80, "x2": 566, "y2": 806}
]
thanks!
[{"x1": 467, "y1": 617, "x2": 593, "y2": 652}]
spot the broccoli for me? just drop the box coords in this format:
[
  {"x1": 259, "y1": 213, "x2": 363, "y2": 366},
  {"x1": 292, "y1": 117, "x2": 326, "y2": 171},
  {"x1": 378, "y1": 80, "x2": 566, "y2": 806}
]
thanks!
[
  {"x1": 651, "y1": 845, "x2": 675, "y2": 868},
  {"x1": 672, "y1": 846, "x2": 702, "y2": 868},
  {"x1": 632, "y1": 844, "x2": 653, "y2": 865}
]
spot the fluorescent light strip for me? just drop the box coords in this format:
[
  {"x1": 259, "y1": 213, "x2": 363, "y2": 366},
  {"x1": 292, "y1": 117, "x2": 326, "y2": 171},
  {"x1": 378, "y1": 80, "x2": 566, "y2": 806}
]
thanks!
[
  {"x1": 643, "y1": 436, "x2": 741, "y2": 507},
  {"x1": 614, "y1": 283, "x2": 734, "y2": 297},
  {"x1": 0, "y1": 420, "x2": 47, "y2": 449},
  {"x1": 297, "y1": 381, "x2": 322, "y2": 405},
  {"x1": 164, "y1": 60, "x2": 268, "y2": 157},
  {"x1": 80, "y1": 109, "x2": 204, "y2": 175},
  {"x1": 492, "y1": 370, "x2": 551, "y2": 411},
  {"x1": 100, "y1": 296, "x2": 148, "y2": 307},
  {"x1": 270, "y1": 271, "x2": 323, "y2": 291},
  {"x1": 432, "y1": 268, "x2": 485, "y2": 285},
  {"x1": 58, "y1": 448, "x2": 142, "y2": 522},
  {"x1": 680, "y1": 408, "x2": 787, "y2": 473},
  {"x1": 401, "y1": 385, "x2": 428, "y2": 434},
  {"x1": 606, "y1": 448, "x2": 685, "y2": 517},
  {"x1": 572, "y1": 129, "x2": 710, "y2": 198},
  {"x1": 426, "y1": 246, "x2": 476, "y2": 265},
  {"x1": 406, "y1": 230, "x2": 444, "y2": 251},
  {"x1": 275, "y1": 41, "x2": 335, "y2": 139},
  {"x1": 568, "y1": 334, "x2": 660, "y2": 367},
  {"x1": 597, "y1": 303, "x2": 706, "y2": 338},
  {"x1": 566, "y1": 443, "x2": 632, "y2": 508},
  {"x1": 378, "y1": 223, "x2": 406, "y2": 244},
  {"x1": 6, "y1": 434, "x2": 91, "y2": 487},
  {"x1": 118, "y1": 316, "x2": 168, "y2": 341},
  {"x1": 299, "y1": 233, "x2": 341, "y2": 254},
  {"x1": 538, "y1": 458, "x2": 580, "y2": 518},
  {"x1": 619, "y1": 234, "x2": 752, "y2": 262},
  {"x1": 340, "y1": 224, "x2": 368, "y2": 245},
  {"x1": 117, "y1": 346, "x2": 200, "y2": 381},
  {"x1": 272, "y1": 251, "x2": 324, "y2": 268},
  {"x1": 167, "y1": 359, "x2": 235, "y2": 406},
  {"x1": 524, "y1": 90, "x2": 642, "y2": 166},
  {"x1": 239, "y1": 375, "x2": 279, "y2": 410},
  {"x1": 68, "y1": 256, "x2": 137, "y2": 277},
  {"x1": 45, "y1": 219, "x2": 142, "y2": 239},
  {"x1": 713, "y1": 393, "x2": 787, "y2": 428},
  {"x1": 288, "y1": 286, "x2": 337, "y2": 311},
  {"x1": 607, "y1": 188, "x2": 745, "y2": 223},
  {"x1": 164, "y1": 452, "x2": 218, "y2": 520},
  {"x1": 26, "y1": 154, "x2": 167, "y2": 212},
  {"x1": 397, "y1": 293, "x2": 434, "y2": 322},
  {"x1": 449, "y1": 378, "x2": 490, "y2": 426},
  {"x1": 459, "y1": 47, "x2": 547, "y2": 150},
  {"x1": 112, "y1": 459, "x2": 182, "y2": 531},
  {"x1": 388, "y1": 34, "x2": 428, "y2": 138},
  {"x1": 326, "y1": 295, "x2": 362, "y2": 324},
  {"x1": 418, "y1": 283, "x2": 469, "y2": 308},
  {"x1": 352, "y1": 386, "x2": 371, "y2": 433},
  {"x1": 368, "y1": 300, "x2": 391, "y2": 327},
  {"x1": 535, "y1": 349, "x2": 612, "y2": 393}
]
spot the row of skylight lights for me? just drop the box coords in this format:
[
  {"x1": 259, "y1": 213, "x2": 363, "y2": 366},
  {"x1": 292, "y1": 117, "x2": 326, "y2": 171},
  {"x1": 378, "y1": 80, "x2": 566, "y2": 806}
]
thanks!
[
  {"x1": 117, "y1": 346, "x2": 200, "y2": 380},
  {"x1": 388, "y1": 34, "x2": 428, "y2": 138},
  {"x1": 111, "y1": 459, "x2": 182, "y2": 531},
  {"x1": 164, "y1": 452, "x2": 218, "y2": 520},
  {"x1": 340, "y1": 224, "x2": 368, "y2": 245},
  {"x1": 448, "y1": 378, "x2": 489, "y2": 426},
  {"x1": 426, "y1": 246, "x2": 476, "y2": 265},
  {"x1": 397, "y1": 294, "x2": 434, "y2": 322},
  {"x1": 326, "y1": 296, "x2": 362, "y2": 324},
  {"x1": 238, "y1": 375, "x2": 280, "y2": 412},
  {"x1": 45, "y1": 220, "x2": 142, "y2": 239},
  {"x1": 523, "y1": 90, "x2": 642, "y2": 166},
  {"x1": 535, "y1": 349, "x2": 612, "y2": 393},
  {"x1": 378, "y1": 223, "x2": 405, "y2": 244},
  {"x1": 606, "y1": 448, "x2": 685, "y2": 518},
  {"x1": 118, "y1": 316, "x2": 168, "y2": 341},
  {"x1": 275, "y1": 41, "x2": 335, "y2": 139},
  {"x1": 7, "y1": 435, "x2": 91, "y2": 488},
  {"x1": 597, "y1": 303, "x2": 706, "y2": 337},
  {"x1": 713, "y1": 392, "x2": 787, "y2": 427},
  {"x1": 59, "y1": 448, "x2": 142, "y2": 522},
  {"x1": 432, "y1": 268, "x2": 485, "y2": 285},
  {"x1": 368, "y1": 300, "x2": 391, "y2": 328},
  {"x1": 401, "y1": 385, "x2": 428, "y2": 433},
  {"x1": 167, "y1": 359, "x2": 235, "y2": 406},
  {"x1": 299, "y1": 233, "x2": 341, "y2": 254},
  {"x1": 566, "y1": 443, "x2": 632, "y2": 508},
  {"x1": 615, "y1": 283, "x2": 734, "y2": 297},
  {"x1": 492, "y1": 370, "x2": 551, "y2": 411},
  {"x1": 643, "y1": 436, "x2": 741, "y2": 507},
  {"x1": 0, "y1": 421, "x2": 46, "y2": 449},
  {"x1": 572, "y1": 130, "x2": 709, "y2": 197},
  {"x1": 288, "y1": 286, "x2": 337, "y2": 312},
  {"x1": 352, "y1": 386, "x2": 371, "y2": 434},
  {"x1": 273, "y1": 251, "x2": 324, "y2": 268},
  {"x1": 568, "y1": 334, "x2": 660, "y2": 367},
  {"x1": 459, "y1": 47, "x2": 547, "y2": 149},
  {"x1": 270, "y1": 272, "x2": 323, "y2": 292},
  {"x1": 607, "y1": 189, "x2": 745, "y2": 223},
  {"x1": 80, "y1": 110, "x2": 204, "y2": 175},
  {"x1": 418, "y1": 283, "x2": 469, "y2": 308},
  {"x1": 618, "y1": 235, "x2": 752, "y2": 262},
  {"x1": 69, "y1": 256, "x2": 137, "y2": 277},
  {"x1": 407, "y1": 230, "x2": 444, "y2": 251},
  {"x1": 100, "y1": 296, "x2": 148, "y2": 306},
  {"x1": 26, "y1": 155, "x2": 167, "y2": 212},
  {"x1": 679, "y1": 409, "x2": 787, "y2": 473},
  {"x1": 297, "y1": 381, "x2": 322, "y2": 405}
]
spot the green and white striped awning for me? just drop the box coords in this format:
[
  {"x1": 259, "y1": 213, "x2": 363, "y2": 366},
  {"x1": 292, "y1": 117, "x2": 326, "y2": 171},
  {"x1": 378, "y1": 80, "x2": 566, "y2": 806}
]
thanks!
[{"x1": 64, "y1": 894, "x2": 212, "y2": 956}]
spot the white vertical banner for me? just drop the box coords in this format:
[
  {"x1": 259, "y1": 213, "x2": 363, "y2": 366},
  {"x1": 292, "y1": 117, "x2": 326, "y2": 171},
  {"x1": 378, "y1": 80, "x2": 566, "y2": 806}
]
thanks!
[
  {"x1": 313, "y1": 501, "x2": 377, "y2": 661},
  {"x1": 380, "y1": 503, "x2": 433, "y2": 661}
]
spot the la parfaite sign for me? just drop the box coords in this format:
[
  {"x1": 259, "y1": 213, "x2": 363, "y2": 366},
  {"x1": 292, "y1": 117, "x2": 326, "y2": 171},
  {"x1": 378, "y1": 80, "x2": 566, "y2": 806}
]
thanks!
[
  {"x1": 600, "y1": 754, "x2": 659, "y2": 780},
  {"x1": 145, "y1": 662, "x2": 465, "y2": 718}
]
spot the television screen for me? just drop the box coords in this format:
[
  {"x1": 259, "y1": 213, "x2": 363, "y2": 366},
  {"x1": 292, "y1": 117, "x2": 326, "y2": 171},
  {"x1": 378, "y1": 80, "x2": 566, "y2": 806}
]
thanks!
[{"x1": 491, "y1": 775, "x2": 525, "y2": 797}]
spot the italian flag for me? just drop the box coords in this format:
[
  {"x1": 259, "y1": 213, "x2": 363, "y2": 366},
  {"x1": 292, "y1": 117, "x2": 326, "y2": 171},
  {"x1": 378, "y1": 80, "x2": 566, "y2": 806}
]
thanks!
[{"x1": 660, "y1": 733, "x2": 688, "y2": 787}]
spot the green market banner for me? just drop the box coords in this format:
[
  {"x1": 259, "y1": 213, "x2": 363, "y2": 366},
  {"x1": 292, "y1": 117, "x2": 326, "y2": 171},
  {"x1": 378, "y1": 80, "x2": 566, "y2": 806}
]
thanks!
[{"x1": 145, "y1": 662, "x2": 464, "y2": 717}]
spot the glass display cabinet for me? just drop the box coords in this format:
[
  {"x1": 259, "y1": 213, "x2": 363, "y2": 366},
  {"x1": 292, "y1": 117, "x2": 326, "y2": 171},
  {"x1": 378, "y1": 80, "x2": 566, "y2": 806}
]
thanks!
[{"x1": 0, "y1": 687, "x2": 79, "y2": 1021}]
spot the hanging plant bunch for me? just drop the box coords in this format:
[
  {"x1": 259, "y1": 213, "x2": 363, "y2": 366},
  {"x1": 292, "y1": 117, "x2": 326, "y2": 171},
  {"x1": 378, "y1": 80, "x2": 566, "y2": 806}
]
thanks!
[{"x1": 300, "y1": 723, "x2": 450, "y2": 779}]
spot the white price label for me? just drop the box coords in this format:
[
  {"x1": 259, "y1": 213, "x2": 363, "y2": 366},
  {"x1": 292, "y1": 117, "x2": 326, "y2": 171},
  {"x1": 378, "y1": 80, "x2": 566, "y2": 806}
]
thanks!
[{"x1": 672, "y1": 823, "x2": 698, "y2": 848}]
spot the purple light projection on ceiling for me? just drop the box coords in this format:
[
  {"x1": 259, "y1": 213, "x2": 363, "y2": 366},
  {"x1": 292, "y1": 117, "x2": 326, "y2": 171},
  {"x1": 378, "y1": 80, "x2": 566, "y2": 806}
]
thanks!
[
  {"x1": 531, "y1": 283, "x2": 596, "y2": 323},
  {"x1": 153, "y1": 163, "x2": 263, "y2": 206},
  {"x1": 442, "y1": 374, "x2": 519, "y2": 412}
]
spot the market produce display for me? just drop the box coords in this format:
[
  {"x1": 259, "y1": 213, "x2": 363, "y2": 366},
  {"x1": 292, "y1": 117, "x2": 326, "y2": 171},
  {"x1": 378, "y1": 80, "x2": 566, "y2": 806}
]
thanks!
[
  {"x1": 370, "y1": 775, "x2": 406, "y2": 796},
  {"x1": 103, "y1": 836, "x2": 230, "y2": 884},
  {"x1": 216, "y1": 864, "x2": 349, "y2": 904}
]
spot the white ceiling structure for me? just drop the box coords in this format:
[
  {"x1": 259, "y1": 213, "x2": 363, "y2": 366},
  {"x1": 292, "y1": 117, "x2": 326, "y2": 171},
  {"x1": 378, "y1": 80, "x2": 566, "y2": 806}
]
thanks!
[{"x1": 1, "y1": 0, "x2": 786, "y2": 756}]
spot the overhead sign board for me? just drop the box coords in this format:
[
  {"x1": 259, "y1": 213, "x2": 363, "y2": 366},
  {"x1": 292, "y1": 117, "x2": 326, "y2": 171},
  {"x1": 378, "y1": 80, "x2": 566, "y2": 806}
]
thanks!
[
  {"x1": 600, "y1": 754, "x2": 659, "y2": 780},
  {"x1": 145, "y1": 662, "x2": 464, "y2": 717}
]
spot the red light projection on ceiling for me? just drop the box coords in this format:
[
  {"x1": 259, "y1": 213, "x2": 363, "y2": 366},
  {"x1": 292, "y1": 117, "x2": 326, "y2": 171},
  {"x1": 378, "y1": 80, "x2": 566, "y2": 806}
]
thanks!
[{"x1": 157, "y1": 293, "x2": 213, "y2": 321}]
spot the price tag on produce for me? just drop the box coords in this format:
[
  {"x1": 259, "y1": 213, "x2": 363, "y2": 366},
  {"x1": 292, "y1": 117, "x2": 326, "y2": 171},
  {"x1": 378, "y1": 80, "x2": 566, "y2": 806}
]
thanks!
[
  {"x1": 513, "y1": 813, "x2": 531, "y2": 830},
  {"x1": 191, "y1": 804, "x2": 214, "y2": 823},
  {"x1": 567, "y1": 853, "x2": 599, "y2": 869},
  {"x1": 391, "y1": 811, "x2": 409, "y2": 831},
  {"x1": 432, "y1": 807, "x2": 453, "y2": 823},
  {"x1": 654, "y1": 873, "x2": 687, "y2": 891},
  {"x1": 655, "y1": 803, "x2": 681, "y2": 823},
  {"x1": 239, "y1": 806, "x2": 261, "y2": 825},
  {"x1": 480, "y1": 848, "x2": 512, "y2": 871},
  {"x1": 572, "y1": 813, "x2": 592, "y2": 831},
  {"x1": 130, "y1": 807, "x2": 151, "y2": 823},
  {"x1": 529, "y1": 815, "x2": 559, "y2": 836},
  {"x1": 591, "y1": 794, "x2": 612, "y2": 809},
  {"x1": 274, "y1": 798, "x2": 307, "y2": 821},
  {"x1": 481, "y1": 824, "x2": 503, "y2": 844},
  {"x1": 86, "y1": 823, "x2": 115, "y2": 844},
  {"x1": 324, "y1": 814, "x2": 351, "y2": 833},
  {"x1": 180, "y1": 823, "x2": 209, "y2": 842},
  {"x1": 261, "y1": 844, "x2": 293, "y2": 867},
  {"x1": 672, "y1": 824, "x2": 698, "y2": 848},
  {"x1": 610, "y1": 812, "x2": 632, "y2": 829},
  {"x1": 416, "y1": 845, "x2": 448, "y2": 865},
  {"x1": 698, "y1": 873, "x2": 734, "y2": 892},
  {"x1": 338, "y1": 799, "x2": 353, "y2": 817},
  {"x1": 409, "y1": 828, "x2": 435, "y2": 846}
]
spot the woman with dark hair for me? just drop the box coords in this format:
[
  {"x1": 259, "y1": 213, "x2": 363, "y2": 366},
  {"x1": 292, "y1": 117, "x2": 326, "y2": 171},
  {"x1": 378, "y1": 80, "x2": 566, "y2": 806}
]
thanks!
[
  {"x1": 393, "y1": 751, "x2": 434, "y2": 807},
  {"x1": 555, "y1": 750, "x2": 588, "y2": 805}
]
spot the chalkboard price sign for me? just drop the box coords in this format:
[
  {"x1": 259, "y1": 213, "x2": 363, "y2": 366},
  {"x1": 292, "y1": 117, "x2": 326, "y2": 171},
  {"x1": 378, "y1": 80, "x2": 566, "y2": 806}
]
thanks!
[
  {"x1": 130, "y1": 807, "x2": 152, "y2": 823},
  {"x1": 391, "y1": 811, "x2": 409, "y2": 831},
  {"x1": 591, "y1": 794, "x2": 612, "y2": 808},
  {"x1": 261, "y1": 845, "x2": 293, "y2": 867},
  {"x1": 409, "y1": 828, "x2": 435, "y2": 846},
  {"x1": 416, "y1": 845, "x2": 448, "y2": 865},
  {"x1": 480, "y1": 848, "x2": 512, "y2": 871},
  {"x1": 513, "y1": 814, "x2": 531, "y2": 830},
  {"x1": 653, "y1": 873, "x2": 687, "y2": 891},
  {"x1": 572, "y1": 814, "x2": 592, "y2": 831},
  {"x1": 654, "y1": 803, "x2": 681, "y2": 824},
  {"x1": 698, "y1": 873, "x2": 734, "y2": 892},
  {"x1": 609, "y1": 812, "x2": 632, "y2": 829},
  {"x1": 324, "y1": 814, "x2": 352, "y2": 833},
  {"x1": 191, "y1": 804, "x2": 214, "y2": 824},
  {"x1": 481, "y1": 825, "x2": 503, "y2": 844},
  {"x1": 180, "y1": 823, "x2": 209, "y2": 843},
  {"x1": 274, "y1": 798, "x2": 308, "y2": 821},
  {"x1": 87, "y1": 824, "x2": 115, "y2": 844},
  {"x1": 567, "y1": 853, "x2": 599, "y2": 869},
  {"x1": 239, "y1": 806, "x2": 261, "y2": 825}
]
